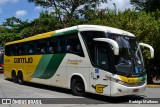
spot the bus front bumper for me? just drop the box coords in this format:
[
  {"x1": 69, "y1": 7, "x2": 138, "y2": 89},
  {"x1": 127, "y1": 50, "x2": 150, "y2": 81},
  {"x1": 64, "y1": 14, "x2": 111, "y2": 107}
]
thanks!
[{"x1": 111, "y1": 82, "x2": 146, "y2": 96}]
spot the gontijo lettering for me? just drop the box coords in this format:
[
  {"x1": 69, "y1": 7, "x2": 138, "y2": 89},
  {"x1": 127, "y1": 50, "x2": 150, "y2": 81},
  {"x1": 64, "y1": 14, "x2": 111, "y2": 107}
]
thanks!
[{"x1": 14, "y1": 57, "x2": 33, "y2": 63}]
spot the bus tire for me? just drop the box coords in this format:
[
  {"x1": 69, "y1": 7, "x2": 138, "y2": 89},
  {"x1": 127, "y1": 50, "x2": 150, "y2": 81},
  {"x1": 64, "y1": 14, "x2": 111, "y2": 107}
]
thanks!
[
  {"x1": 17, "y1": 71, "x2": 24, "y2": 85},
  {"x1": 71, "y1": 77, "x2": 85, "y2": 96},
  {"x1": 12, "y1": 71, "x2": 17, "y2": 83}
]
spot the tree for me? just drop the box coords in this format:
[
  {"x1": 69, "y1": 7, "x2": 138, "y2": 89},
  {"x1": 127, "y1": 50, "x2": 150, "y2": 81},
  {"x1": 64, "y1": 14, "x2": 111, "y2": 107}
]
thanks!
[
  {"x1": 131, "y1": 0, "x2": 160, "y2": 12},
  {"x1": 0, "y1": 17, "x2": 25, "y2": 45},
  {"x1": 29, "y1": 11, "x2": 59, "y2": 36},
  {"x1": 0, "y1": 26, "x2": 9, "y2": 33},
  {"x1": 27, "y1": 0, "x2": 108, "y2": 27},
  {"x1": 2, "y1": 17, "x2": 30, "y2": 33}
]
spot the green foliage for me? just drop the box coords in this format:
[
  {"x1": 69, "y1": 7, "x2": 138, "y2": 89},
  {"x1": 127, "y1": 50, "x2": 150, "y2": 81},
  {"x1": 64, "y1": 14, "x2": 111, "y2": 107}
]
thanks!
[
  {"x1": 27, "y1": 0, "x2": 108, "y2": 27},
  {"x1": 30, "y1": 11, "x2": 60, "y2": 35},
  {"x1": 20, "y1": 27, "x2": 33, "y2": 38},
  {"x1": 0, "y1": 33, "x2": 22, "y2": 45},
  {"x1": 131, "y1": 0, "x2": 160, "y2": 12},
  {"x1": 0, "y1": 11, "x2": 59, "y2": 44}
]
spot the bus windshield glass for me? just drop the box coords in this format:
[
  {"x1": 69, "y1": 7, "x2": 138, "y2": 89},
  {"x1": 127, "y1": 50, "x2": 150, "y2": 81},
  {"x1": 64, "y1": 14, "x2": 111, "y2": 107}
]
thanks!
[{"x1": 107, "y1": 33, "x2": 144, "y2": 77}]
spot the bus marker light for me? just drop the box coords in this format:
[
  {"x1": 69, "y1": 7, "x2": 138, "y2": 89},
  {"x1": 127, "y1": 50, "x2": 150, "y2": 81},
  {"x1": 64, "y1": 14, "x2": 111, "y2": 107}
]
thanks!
[{"x1": 118, "y1": 89, "x2": 122, "y2": 92}]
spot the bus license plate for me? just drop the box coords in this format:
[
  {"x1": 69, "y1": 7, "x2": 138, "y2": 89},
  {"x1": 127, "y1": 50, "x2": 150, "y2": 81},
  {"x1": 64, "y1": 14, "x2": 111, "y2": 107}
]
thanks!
[{"x1": 133, "y1": 89, "x2": 139, "y2": 92}]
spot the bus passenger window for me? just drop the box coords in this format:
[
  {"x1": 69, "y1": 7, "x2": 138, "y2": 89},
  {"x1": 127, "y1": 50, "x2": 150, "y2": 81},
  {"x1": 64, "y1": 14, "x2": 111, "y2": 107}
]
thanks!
[
  {"x1": 13, "y1": 45, "x2": 18, "y2": 56},
  {"x1": 66, "y1": 45, "x2": 73, "y2": 52},
  {"x1": 64, "y1": 33, "x2": 84, "y2": 57},
  {"x1": 76, "y1": 44, "x2": 83, "y2": 53},
  {"x1": 5, "y1": 45, "x2": 11, "y2": 56},
  {"x1": 41, "y1": 48, "x2": 46, "y2": 54},
  {"x1": 27, "y1": 42, "x2": 36, "y2": 55},
  {"x1": 49, "y1": 37, "x2": 61, "y2": 54},
  {"x1": 17, "y1": 43, "x2": 25, "y2": 55},
  {"x1": 36, "y1": 39, "x2": 47, "y2": 54},
  {"x1": 57, "y1": 46, "x2": 62, "y2": 53},
  {"x1": 18, "y1": 48, "x2": 21, "y2": 55},
  {"x1": 81, "y1": 31, "x2": 111, "y2": 70},
  {"x1": 36, "y1": 48, "x2": 41, "y2": 54},
  {"x1": 49, "y1": 47, "x2": 54, "y2": 53},
  {"x1": 29, "y1": 48, "x2": 33, "y2": 54},
  {"x1": 95, "y1": 45, "x2": 109, "y2": 71}
]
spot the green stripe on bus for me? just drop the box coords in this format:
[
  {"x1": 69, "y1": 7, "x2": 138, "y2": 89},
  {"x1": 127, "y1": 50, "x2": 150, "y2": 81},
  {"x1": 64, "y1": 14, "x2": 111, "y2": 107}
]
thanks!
[
  {"x1": 32, "y1": 55, "x2": 53, "y2": 78},
  {"x1": 39, "y1": 54, "x2": 66, "y2": 79},
  {"x1": 51, "y1": 29, "x2": 78, "y2": 37}
]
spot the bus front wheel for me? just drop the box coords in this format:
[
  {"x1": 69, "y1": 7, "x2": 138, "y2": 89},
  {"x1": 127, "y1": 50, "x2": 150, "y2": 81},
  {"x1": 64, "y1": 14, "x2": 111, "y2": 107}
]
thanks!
[
  {"x1": 17, "y1": 71, "x2": 24, "y2": 85},
  {"x1": 71, "y1": 78, "x2": 85, "y2": 96},
  {"x1": 12, "y1": 71, "x2": 17, "y2": 83}
]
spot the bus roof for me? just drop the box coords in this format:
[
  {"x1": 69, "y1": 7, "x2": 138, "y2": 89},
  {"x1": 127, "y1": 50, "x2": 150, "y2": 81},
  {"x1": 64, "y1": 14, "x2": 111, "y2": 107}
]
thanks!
[
  {"x1": 77, "y1": 25, "x2": 135, "y2": 37},
  {"x1": 5, "y1": 25, "x2": 135, "y2": 45}
]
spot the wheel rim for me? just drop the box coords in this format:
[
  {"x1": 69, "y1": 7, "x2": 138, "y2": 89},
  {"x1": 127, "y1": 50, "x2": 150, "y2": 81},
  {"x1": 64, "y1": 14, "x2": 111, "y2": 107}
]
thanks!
[
  {"x1": 76, "y1": 82, "x2": 84, "y2": 92},
  {"x1": 18, "y1": 73, "x2": 23, "y2": 83},
  {"x1": 12, "y1": 73, "x2": 15, "y2": 80},
  {"x1": 12, "y1": 72, "x2": 17, "y2": 82}
]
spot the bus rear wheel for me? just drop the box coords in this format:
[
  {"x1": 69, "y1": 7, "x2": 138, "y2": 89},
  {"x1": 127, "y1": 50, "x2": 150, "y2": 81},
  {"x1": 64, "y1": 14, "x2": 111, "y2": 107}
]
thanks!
[
  {"x1": 71, "y1": 78, "x2": 85, "y2": 96},
  {"x1": 17, "y1": 71, "x2": 24, "y2": 85},
  {"x1": 12, "y1": 71, "x2": 17, "y2": 83}
]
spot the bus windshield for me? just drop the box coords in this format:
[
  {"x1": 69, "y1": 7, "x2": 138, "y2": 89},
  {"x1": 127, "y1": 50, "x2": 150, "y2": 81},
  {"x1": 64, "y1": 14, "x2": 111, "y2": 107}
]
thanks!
[{"x1": 108, "y1": 33, "x2": 144, "y2": 77}]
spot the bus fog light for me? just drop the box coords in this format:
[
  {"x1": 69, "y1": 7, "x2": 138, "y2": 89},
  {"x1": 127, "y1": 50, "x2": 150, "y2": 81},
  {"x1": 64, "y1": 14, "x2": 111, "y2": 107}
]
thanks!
[{"x1": 118, "y1": 89, "x2": 122, "y2": 92}]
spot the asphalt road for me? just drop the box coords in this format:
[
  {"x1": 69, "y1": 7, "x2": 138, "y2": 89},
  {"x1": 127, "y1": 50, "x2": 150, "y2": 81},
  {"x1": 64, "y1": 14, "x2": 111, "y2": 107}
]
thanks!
[{"x1": 0, "y1": 73, "x2": 160, "y2": 107}]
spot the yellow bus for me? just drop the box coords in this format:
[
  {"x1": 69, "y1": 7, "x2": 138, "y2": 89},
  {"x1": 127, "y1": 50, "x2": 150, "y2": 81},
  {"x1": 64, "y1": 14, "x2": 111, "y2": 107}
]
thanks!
[{"x1": 4, "y1": 25, "x2": 154, "y2": 96}]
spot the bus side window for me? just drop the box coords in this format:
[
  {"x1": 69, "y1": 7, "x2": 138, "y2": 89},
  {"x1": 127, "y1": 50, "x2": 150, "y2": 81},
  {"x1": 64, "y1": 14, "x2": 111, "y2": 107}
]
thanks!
[
  {"x1": 49, "y1": 37, "x2": 59, "y2": 54},
  {"x1": 5, "y1": 45, "x2": 12, "y2": 56},
  {"x1": 13, "y1": 45, "x2": 18, "y2": 56},
  {"x1": 28, "y1": 42, "x2": 36, "y2": 55},
  {"x1": 41, "y1": 48, "x2": 46, "y2": 54},
  {"x1": 29, "y1": 48, "x2": 33, "y2": 54},
  {"x1": 95, "y1": 44, "x2": 109, "y2": 71},
  {"x1": 49, "y1": 47, "x2": 54, "y2": 53},
  {"x1": 17, "y1": 43, "x2": 25, "y2": 55},
  {"x1": 81, "y1": 31, "x2": 108, "y2": 68},
  {"x1": 57, "y1": 39, "x2": 62, "y2": 53},
  {"x1": 36, "y1": 39, "x2": 47, "y2": 54},
  {"x1": 64, "y1": 33, "x2": 84, "y2": 57},
  {"x1": 66, "y1": 44, "x2": 72, "y2": 52}
]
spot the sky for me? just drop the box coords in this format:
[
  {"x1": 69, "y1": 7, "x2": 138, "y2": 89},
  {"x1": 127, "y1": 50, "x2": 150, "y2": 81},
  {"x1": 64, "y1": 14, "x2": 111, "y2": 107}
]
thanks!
[{"x1": 0, "y1": 0, "x2": 133, "y2": 25}]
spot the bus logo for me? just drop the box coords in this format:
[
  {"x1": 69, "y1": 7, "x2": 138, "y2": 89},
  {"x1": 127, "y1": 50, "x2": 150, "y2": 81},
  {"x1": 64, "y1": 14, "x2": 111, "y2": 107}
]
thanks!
[
  {"x1": 92, "y1": 84, "x2": 107, "y2": 93},
  {"x1": 67, "y1": 59, "x2": 83, "y2": 65},
  {"x1": 14, "y1": 57, "x2": 33, "y2": 63}
]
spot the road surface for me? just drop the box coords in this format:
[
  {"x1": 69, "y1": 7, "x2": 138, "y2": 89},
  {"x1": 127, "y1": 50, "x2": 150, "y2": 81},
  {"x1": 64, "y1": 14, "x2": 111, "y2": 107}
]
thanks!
[{"x1": 0, "y1": 73, "x2": 160, "y2": 107}]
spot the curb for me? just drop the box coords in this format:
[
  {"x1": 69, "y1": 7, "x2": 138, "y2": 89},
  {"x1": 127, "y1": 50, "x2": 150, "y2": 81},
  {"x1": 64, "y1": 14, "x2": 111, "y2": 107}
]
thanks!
[{"x1": 146, "y1": 85, "x2": 160, "y2": 88}]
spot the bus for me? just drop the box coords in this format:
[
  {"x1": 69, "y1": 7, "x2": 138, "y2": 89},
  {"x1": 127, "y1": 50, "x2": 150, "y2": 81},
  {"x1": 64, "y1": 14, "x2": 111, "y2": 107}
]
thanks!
[{"x1": 4, "y1": 25, "x2": 154, "y2": 96}]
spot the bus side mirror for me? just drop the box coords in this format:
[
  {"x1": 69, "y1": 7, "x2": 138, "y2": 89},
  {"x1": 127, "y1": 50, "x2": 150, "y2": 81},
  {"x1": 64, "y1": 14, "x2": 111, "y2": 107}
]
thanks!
[
  {"x1": 93, "y1": 38, "x2": 119, "y2": 55},
  {"x1": 139, "y1": 43, "x2": 154, "y2": 58}
]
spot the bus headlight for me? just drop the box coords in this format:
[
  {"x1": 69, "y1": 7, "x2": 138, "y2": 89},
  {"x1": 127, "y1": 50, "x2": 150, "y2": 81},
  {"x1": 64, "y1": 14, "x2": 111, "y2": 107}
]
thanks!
[
  {"x1": 110, "y1": 77, "x2": 126, "y2": 85},
  {"x1": 110, "y1": 77, "x2": 146, "y2": 87}
]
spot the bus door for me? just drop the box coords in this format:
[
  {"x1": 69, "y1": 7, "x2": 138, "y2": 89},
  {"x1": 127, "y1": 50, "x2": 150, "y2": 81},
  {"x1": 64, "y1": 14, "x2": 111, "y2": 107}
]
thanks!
[{"x1": 90, "y1": 44, "x2": 111, "y2": 95}]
